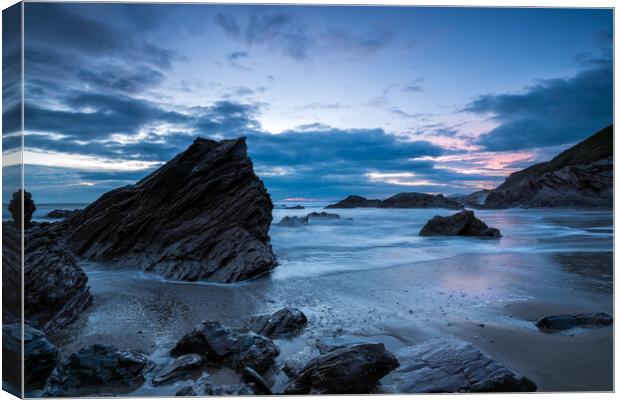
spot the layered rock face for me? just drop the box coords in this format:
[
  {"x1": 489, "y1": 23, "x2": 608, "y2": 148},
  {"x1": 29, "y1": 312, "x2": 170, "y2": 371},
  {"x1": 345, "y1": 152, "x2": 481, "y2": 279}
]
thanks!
[
  {"x1": 64, "y1": 137, "x2": 277, "y2": 283},
  {"x1": 326, "y1": 193, "x2": 461, "y2": 209},
  {"x1": 483, "y1": 125, "x2": 613, "y2": 208}
]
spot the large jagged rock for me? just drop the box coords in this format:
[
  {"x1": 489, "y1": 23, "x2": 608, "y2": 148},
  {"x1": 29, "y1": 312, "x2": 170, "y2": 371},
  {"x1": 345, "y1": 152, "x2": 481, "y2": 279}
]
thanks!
[
  {"x1": 535, "y1": 312, "x2": 613, "y2": 331},
  {"x1": 246, "y1": 307, "x2": 308, "y2": 338},
  {"x1": 152, "y1": 354, "x2": 203, "y2": 386},
  {"x1": 483, "y1": 125, "x2": 613, "y2": 208},
  {"x1": 3, "y1": 324, "x2": 60, "y2": 391},
  {"x1": 63, "y1": 137, "x2": 277, "y2": 283},
  {"x1": 388, "y1": 338, "x2": 537, "y2": 393},
  {"x1": 419, "y1": 211, "x2": 501, "y2": 238},
  {"x1": 284, "y1": 343, "x2": 399, "y2": 394},
  {"x1": 24, "y1": 223, "x2": 92, "y2": 335},
  {"x1": 43, "y1": 344, "x2": 153, "y2": 397},
  {"x1": 326, "y1": 193, "x2": 461, "y2": 209},
  {"x1": 171, "y1": 320, "x2": 279, "y2": 373},
  {"x1": 2, "y1": 223, "x2": 21, "y2": 326}
]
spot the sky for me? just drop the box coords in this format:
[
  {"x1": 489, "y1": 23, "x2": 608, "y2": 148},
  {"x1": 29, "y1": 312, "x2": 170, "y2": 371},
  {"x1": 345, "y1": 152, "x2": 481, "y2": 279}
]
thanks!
[{"x1": 2, "y1": 3, "x2": 613, "y2": 203}]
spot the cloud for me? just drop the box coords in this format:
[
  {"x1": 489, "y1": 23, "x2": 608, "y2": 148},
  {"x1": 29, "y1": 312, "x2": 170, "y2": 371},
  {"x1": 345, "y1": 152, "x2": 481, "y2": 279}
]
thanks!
[
  {"x1": 402, "y1": 78, "x2": 424, "y2": 93},
  {"x1": 467, "y1": 57, "x2": 612, "y2": 151}
]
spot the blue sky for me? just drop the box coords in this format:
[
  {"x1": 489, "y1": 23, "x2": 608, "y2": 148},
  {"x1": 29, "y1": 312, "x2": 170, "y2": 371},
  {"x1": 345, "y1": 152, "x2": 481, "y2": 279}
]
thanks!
[{"x1": 3, "y1": 4, "x2": 613, "y2": 203}]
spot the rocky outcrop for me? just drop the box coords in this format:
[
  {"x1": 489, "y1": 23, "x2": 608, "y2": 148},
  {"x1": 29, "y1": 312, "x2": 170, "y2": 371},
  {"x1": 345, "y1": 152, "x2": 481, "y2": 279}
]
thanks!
[
  {"x1": 277, "y1": 212, "x2": 341, "y2": 227},
  {"x1": 283, "y1": 205, "x2": 305, "y2": 209},
  {"x1": 171, "y1": 320, "x2": 279, "y2": 373},
  {"x1": 2, "y1": 223, "x2": 21, "y2": 325},
  {"x1": 152, "y1": 354, "x2": 202, "y2": 385},
  {"x1": 8, "y1": 189, "x2": 36, "y2": 227},
  {"x1": 535, "y1": 312, "x2": 613, "y2": 331},
  {"x1": 387, "y1": 338, "x2": 537, "y2": 393},
  {"x1": 326, "y1": 193, "x2": 461, "y2": 209},
  {"x1": 246, "y1": 307, "x2": 308, "y2": 338},
  {"x1": 176, "y1": 377, "x2": 256, "y2": 396},
  {"x1": 419, "y1": 211, "x2": 501, "y2": 238},
  {"x1": 3, "y1": 324, "x2": 60, "y2": 391},
  {"x1": 43, "y1": 344, "x2": 153, "y2": 397},
  {"x1": 284, "y1": 343, "x2": 399, "y2": 394},
  {"x1": 483, "y1": 125, "x2": 613, "y2": 209},
  {"x1": 46, "y1": 209, "x2": 81, "y2": 219},
  {"x1": 24, "y1": 223, "x2": 92, "y2": 334},
  {"x1": 62, "y1": 137, "x2": 277, "y2": 283}
]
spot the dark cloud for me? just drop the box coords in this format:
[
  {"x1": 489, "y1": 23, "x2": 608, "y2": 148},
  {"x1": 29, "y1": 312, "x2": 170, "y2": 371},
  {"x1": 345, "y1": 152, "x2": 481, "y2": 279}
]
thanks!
[
  {"x1": 77, "y1": 65, "x2": 165, "y2": 93},
  {"x1": 467, "y1": 58, "x2": 612, "y2": 151}
]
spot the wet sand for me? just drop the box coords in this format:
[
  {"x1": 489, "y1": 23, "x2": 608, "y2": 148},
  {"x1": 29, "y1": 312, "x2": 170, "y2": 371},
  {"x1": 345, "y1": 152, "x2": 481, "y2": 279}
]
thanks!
[{"x1": 51, "y1": 250, "x2": 613, "y2": 394}]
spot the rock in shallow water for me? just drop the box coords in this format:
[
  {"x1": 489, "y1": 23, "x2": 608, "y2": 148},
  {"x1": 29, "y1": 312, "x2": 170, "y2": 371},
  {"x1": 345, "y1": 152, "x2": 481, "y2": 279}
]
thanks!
[
  {"x1": 536, "y1": 312, "x2": 613, "y2": 331},
  {"x1": 277, "y1": 215, "x2": 309, "y2": 227},
  {"x1": 46, "y1": 209, "x2": 81, "y2": 219},
  {"x1": 246, "y1": 307, "x2": 308, "y2": 338},
  {"x1": 284, "y1": 343, "x2": 399, "y2": 394},
  {"x1": 419, "y1": 210, "x2": 501, "y2": 238},
  {"x1": 171, "y1": 320, "x2": 279, "y2": 373},
  {"x1": 63, "y1": 137, "x2": 277, "y2": 283},
  {"x1": 43, "y1": 344, "x2": 153, "y2": 397},
  {"x1": 387, "y1": 338, "x2": 536, "y2": 393}
]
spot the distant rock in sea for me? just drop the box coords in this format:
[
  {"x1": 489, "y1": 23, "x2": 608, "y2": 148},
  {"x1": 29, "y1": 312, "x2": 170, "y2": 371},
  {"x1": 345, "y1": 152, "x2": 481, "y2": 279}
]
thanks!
[
  {"x1": 8, "y1": 189, "x2": 36, "y2": 227},
  {"x1": 283, "y1": 205, "x2": 305, "y2": 209},
  {"x1": 326, "y1": 193, "x2": 461, "y2": 209},
  {"x1": 277, "y1": 212, "x2": 341, "y2": 227},
  {"x1": 482, "y1": 125, "x2": 613, "y2": 208},
  {"x1": 63, "y1": 137, "x2": 277, "y2": 283},
  {"x1": 46, "y1": 209, "x2": 81, "y2": 219},
  {"x1": 419, "y1": 210, "x2": 501, "y2": 238}
]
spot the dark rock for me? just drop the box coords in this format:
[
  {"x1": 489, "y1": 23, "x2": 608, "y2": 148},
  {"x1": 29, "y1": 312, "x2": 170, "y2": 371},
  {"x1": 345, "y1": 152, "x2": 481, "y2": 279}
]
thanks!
[
  {"x1": 175, "y1": 377, "x2": 256, "y2": 396},
  {"x1": 483, "y1": 125, "x2": 613, "y2": 209},
  {"x1": 307, "y1": 211, "x2": 340, "y2": 220},
  {"x1": 535, "y1": 312, "x2": 613, "y2": 331},
  {"x1": 170, "y1": 320, "x2": 279, "y2": 373},
  {"x1": 8, "y1": 189, "x2": 36, "y2": 228},
  {"x1": 2, "y1": 223, "x2": 21, "y2": 326},
  {"x1": 316, "y1": 338, "x2": 365, "y2": 355},
  {"x1": 46, "y1": 209, "x2": 81, "y2": 219},
  {"x1": 284, "y1": 205, "x2": 305, "y2": 209},
  {"x1": 388, "y1": 338, "x2": 536, "y2": 393},
  {"x1": 284, "y1": 343, "x2": 399, "y2": 394},
  {"x1": 63, "y1": 137, "x2": 277, "y2": 283},
  {"x1": 4, "y1": 324, "x2": 60, "y2": 391},
  {"x1": 23, "y1": 223, "x2": 93, "y2": 334},
  {"x1": 152, "y1": 354, "x2": 203, "y2": 386},
  {"x1": 326, "y1": 193, "x2": 461, "y2": 209},
  {"x1": 43, "y1": 344, "x2": 153, "y2": 397},
  {"x1": 419, "y1": 211, "x2": 501, "y2": 238},
  {"x1": 277, "y1": 215, "x2": 309, "y2": 227},
  {"x1": 241, "y1": 366, "x2": 272, "y2": 394},
  {"x1": 246, "y1": 307, "x2": 308, "y2": 338}
]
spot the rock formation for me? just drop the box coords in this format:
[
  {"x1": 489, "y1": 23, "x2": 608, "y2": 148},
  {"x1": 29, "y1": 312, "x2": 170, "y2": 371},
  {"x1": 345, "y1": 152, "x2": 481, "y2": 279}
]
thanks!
[
  {"x1": 387, "y1": 338, "x2": 537, "y2": 393},
  {"x1": 326, "y1": 193, "x2": 461, "y2": 209},
  {"x1": 535, "y1": 312, "x2": 613, "y2": 331},
  {"x1": 246, "y1": 307, "x2": 308, "y2": 338},
  {"x1": 171, "y1": 320, "x2": 279, "y2": 373},
  {"x1": 176, "y1": 377, "x2": 256, "y2": 396},
  {"x1": 277, "y1": 212, "x2": 341, "y2": 227},
  {"x1": 43, "y1": 344, "x2": 153, "y2": 397},
  {"x1": 152, "y1": 354, "x2": 203, "y2": 386},
  {"x1": 419, "y1": 211, "x2": 501, "y2": 238},
  {"x1": 482, "y1": 125, "x2": 613, "y2": 208},
  {"x1": 63, "y1": 137, "x2": 277, "y2": 283},
  {"x1": 284, "y1": 343, "x2": 399, "y2": 394},
  {"x1": 8, "y1": 189, "x2": 36, "y2": 227},
  {"x1": 46, "y1": 209, "x2": 81, "y2": 219}
]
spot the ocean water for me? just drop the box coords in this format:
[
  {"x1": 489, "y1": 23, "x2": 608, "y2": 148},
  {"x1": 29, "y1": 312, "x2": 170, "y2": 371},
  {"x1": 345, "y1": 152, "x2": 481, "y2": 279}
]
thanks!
[{"x1": 269, "y1": 206, "x2": 613, "y2": 280}]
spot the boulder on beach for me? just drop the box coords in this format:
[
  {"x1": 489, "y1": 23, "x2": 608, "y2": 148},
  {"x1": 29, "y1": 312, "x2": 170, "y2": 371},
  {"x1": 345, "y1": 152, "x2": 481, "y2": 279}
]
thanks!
[
  {"x1": 284, "y1": 343, "x2": 399, "y2": 394},
  {"x1": 171, "y1": 320, "x2": 279, "y2": 373},
  {"x1": 388, "y1": 338, "x2": 537, "y2": 393},
  {"x1": 246, "y1": 307, "x2": 308, "y2": 338},
  {"x1": 535, "y1": 312, "x2": 613, "y2": 331},
  {"x1": 43, "y1": 344, "x2": 153, "y2": 397},
  {"x1": 63, "y1": 137, "x2": 277, "y2": 283},
  {"x1": 46, "y1": 209, "x2": 81, "y2": 219},
  {"x1": 176, "y1": 377, "x2": 256, "y2": 396},
  {"x1": 326, "y1": 192, "x2": 461, "y2": 209},
  {"x1": 419, "y1": 210, "x2": 501, "y2": 238},
  {"x1": 152, "y1": 353, "x2": 203, "y2": 386},
  {"x1": 3, "y1": 324, "x2": 60, "y2": 391}
]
